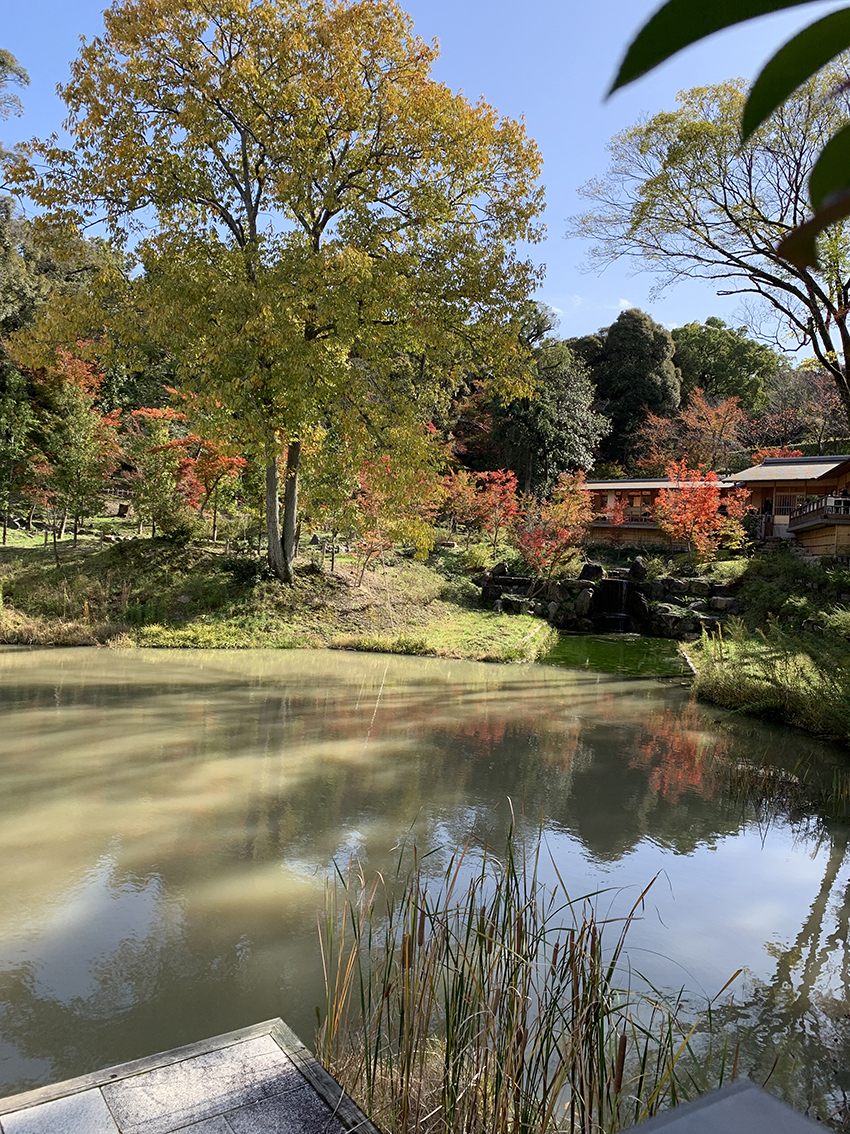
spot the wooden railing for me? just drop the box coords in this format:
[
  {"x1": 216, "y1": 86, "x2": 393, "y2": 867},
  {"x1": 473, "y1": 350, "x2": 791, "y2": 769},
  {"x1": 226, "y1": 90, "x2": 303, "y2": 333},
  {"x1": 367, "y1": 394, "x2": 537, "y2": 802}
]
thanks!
[
  {"x1": 591, "y1": 508, "x2": 656, "y2": 527},
  {"x1": 788, "y1": 495, "x2": 850, "y2": 528}
]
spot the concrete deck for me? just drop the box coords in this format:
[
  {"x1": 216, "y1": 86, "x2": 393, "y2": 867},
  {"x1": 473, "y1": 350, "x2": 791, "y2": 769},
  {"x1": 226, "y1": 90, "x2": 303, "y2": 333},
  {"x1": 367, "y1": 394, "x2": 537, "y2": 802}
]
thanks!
[
  {"x1": 0, "y1": 1019, "x2": 382, "y2": 1134},
  {"x1": 624, "y1": 1081, "x2": 822, "y2": 1133}
]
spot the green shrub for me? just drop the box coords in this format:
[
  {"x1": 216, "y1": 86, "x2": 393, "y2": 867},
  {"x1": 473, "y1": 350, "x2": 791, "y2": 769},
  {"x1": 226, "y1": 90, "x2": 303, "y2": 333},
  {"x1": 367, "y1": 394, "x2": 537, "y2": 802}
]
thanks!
[{"x1": 461, "y1": 544, "x2": 491, "y2": 572}]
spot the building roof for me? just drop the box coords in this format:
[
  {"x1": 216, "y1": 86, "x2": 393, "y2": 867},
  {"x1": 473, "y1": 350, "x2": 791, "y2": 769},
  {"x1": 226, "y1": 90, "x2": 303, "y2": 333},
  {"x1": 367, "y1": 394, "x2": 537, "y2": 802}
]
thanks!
[
  {"x1": 732, "y1": 456, "x2": 850, "y2": 483},
  {"x1": 585, "y1": 478, "x2": 675, "y2": 491},
  {"x1": 585, "y1": 478, "x2": 737, "y2": 491}
]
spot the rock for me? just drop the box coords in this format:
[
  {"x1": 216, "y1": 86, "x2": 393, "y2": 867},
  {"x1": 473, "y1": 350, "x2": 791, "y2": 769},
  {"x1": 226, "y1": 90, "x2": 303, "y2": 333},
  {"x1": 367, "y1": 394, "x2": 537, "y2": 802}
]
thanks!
[
  {"x1": 555, "y1": 579, "x2": 594, "y2": 597},
  {"x1": 661, "y1": 576, "x2": 688, "y2": 594},
  {"x1": 547, "y1": 601, "x2": 561, "y2": 623},
  {"x1": 493, "y1": 599, "x2": 503, "y2": 614},
  {"x1": 687, "y1": 599, "x2": 708, "y2": 612},
  {"x1": 177, "y1": 594, "x2": 192, "y2": 604},
  {"x1": 575, "y1": 618, "x2": 595, "y2": 634},
  {"x1": 649, "y1": 603, "x2": 690, "y2": 639},
  {"x1": 491, "y1": 562, "x2": 510, "y2": 578},
  {"x1": 648, "y1": 580, "x2": 666, "y2": 602},
  {"x1": 574, "y1": 587, "x2": 595, "y2": 617},
  {"x1": 687, "y1": 579, "x2": 711, "y2": 597},
  {"x1": 309, "y1": 533, "x2": 320, "y2": 546},
  {"x1": 663, "y1": 593, "x2": 687, "y2": 606},
  {"x1": 709, "y1": 596, "x2": 736, "y2": 612},
  {"x1": 627, "y1": 590, "x2": 651, "y2": 622},
  {"x1": 700, "y1": 617, "x2": 721, "y2": 636},
  {"x1": 503, "y1": 595, "x2": 531, "y2": 614},
  {"x1": 629, "y1": 556, "x2": 648, "y2": 581},
  {"x1": 579, "y1": 561, "x2": 605, "y2": 581},
  {"x1": 711, "y1": 584, "x2": 733, "y2": 597}
]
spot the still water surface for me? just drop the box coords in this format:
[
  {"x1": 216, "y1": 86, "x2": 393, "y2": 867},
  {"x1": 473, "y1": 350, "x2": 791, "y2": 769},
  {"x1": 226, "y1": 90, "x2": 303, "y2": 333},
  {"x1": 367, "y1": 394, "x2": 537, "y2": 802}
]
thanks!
[{"x1": 1, "y1": 647, "x2": 850, "y2": 1118}]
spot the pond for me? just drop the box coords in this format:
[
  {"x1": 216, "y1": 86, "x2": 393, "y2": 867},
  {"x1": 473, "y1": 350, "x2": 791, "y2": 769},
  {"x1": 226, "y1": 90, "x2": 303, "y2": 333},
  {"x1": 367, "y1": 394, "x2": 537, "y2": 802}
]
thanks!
[
  {"x1": 542, "y1": 632, "x2": 691, "y2": 677},
  {"x1": 1, "y1": 646, "x2": 850, "y2": 1123}
]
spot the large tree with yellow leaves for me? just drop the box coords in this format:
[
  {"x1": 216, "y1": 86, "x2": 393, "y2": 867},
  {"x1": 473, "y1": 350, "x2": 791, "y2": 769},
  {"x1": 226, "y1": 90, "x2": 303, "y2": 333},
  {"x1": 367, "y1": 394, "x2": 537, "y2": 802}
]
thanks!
[{"x1": 8, "y1": 0, "x2": 543, "y2": 580}]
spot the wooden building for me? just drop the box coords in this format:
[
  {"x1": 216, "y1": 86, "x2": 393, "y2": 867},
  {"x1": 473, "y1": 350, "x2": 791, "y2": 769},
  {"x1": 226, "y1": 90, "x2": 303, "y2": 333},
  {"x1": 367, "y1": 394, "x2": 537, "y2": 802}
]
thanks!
[
  {"x1": 731, "y1": 455, "x2": 850, "y2": 552},
  {"x1": 585, "y1": 477, "x2": 687, "y2": 547},
  {"x1": 585, "y1": 456, "x2": 850, "y2": 554}
]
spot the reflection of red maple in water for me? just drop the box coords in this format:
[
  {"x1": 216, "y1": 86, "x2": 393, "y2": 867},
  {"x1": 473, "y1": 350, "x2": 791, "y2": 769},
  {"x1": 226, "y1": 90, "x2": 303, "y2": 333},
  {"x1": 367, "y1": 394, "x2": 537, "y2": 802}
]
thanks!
[
  {"x1": 450, "y1": 717, "x2": 509, "y2": 753},
  {"x1": 629, "y1": 703, "x2": 729, "y2": 803}
]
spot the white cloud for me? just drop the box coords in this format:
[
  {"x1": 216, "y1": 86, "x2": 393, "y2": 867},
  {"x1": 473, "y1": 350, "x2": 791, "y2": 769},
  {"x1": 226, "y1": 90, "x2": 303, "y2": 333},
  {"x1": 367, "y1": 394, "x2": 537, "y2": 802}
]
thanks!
[{"x1": 617, "y1": 298, "x2": 632, "y2": 310}]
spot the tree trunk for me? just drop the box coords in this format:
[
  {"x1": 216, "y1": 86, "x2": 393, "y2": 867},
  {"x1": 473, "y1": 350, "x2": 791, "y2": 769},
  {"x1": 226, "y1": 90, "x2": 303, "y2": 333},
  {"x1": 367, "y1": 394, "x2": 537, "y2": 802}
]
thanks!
[
  {"x1": 265, "y1": 454, "x2": 288, "y2": 582},
  {"x1": 58, "y1": 509, "x2": 67, "y2": 540},
  {"x1": 524, "y1": 451, "x2": 533, "y2": 496},
  {"x1": 278, "y1": 441, "x2": 302, "y2": 584},
  {"x1": 2, "y1": 512, "x2": 6, "y2": 546},
  {"x1": 212, "y1": 502, "x2": 218, "y2": 544}
]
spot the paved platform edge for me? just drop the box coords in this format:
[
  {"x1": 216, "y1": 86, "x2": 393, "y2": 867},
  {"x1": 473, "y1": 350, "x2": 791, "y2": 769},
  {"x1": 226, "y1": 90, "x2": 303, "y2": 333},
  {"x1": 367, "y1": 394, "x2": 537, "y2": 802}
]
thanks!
[{"x1": 0, "y1": 1018, "x2": 383, "y2": 1134}]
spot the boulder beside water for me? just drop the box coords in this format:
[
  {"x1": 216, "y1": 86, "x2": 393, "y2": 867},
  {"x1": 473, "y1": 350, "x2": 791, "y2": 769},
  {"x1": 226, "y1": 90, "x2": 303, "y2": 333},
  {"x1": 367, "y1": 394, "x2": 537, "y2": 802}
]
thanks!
[{"x1": 478, "y1": 559, "x2": 737, "y2": 641}]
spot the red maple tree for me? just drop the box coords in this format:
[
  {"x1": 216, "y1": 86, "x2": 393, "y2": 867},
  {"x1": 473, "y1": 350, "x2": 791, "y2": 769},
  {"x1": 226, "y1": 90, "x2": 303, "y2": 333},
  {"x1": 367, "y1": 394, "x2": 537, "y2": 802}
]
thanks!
[
  {"x1": 475, "y1": 469, "x2": 519, "y2": 556},
  {"x1": 511, "y1": 472, "x2": 593, "y2": 577},
  {"x1": 654, "y1": 459, "x2": 750, "y2": 559},
  {"x1": 442, "y1": 469, "x2": 482, "y2": 548}
]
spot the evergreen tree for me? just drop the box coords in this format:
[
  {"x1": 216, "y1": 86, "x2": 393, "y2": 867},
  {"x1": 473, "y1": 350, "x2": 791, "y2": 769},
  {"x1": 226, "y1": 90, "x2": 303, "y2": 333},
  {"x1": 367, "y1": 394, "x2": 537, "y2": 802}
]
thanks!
[
  {"x1": 581, "y1": 308, "x2": 680, "y2": 465},
  {"x1": 490, "y1": 307, "x2": 609, "y2": 492},
  {"x1": 672, "y1": 318, "x2": 777, "y2": 411}
]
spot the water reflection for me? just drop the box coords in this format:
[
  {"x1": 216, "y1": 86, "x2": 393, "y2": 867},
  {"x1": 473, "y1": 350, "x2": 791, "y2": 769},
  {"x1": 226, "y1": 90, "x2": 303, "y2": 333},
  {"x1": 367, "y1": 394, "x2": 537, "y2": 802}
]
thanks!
[{"x1": 1, "y1": 647, "x2": 849, "y2": 1123}]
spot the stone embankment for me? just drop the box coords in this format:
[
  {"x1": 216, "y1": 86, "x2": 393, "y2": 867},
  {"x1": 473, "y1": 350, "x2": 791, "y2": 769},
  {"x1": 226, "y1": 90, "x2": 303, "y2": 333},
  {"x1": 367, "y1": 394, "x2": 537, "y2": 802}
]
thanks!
[{"x1": 480, "y1": 558, "x2": 738, "y2": 641}]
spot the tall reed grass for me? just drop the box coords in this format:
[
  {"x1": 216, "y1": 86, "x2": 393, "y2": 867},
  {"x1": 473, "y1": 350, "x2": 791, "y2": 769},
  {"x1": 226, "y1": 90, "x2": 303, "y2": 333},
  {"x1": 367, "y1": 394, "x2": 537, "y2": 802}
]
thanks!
[{"x1": 317, "y1": 827, "x2": 738, "y2": 1134}]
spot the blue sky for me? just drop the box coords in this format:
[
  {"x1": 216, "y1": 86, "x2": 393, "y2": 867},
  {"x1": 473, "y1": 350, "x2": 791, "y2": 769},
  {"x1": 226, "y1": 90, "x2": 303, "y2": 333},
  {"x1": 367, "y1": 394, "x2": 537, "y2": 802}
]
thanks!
[{"x1": 2, "y1": 0, "x2": 844, "y2": 343}]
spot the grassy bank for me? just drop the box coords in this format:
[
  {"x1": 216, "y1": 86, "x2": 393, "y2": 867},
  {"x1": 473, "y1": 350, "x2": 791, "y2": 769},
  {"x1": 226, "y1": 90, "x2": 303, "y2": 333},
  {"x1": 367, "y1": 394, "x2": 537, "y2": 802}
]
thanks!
[
  {"x1": 0, "y1": 533, "x2": 557, "y2": 663},
  {"x1": 684, "y1": 550, "x2": 850, "y2": 744},
  {"x1": 688, "y1": 621, "x2": 850, "y2": 745}
]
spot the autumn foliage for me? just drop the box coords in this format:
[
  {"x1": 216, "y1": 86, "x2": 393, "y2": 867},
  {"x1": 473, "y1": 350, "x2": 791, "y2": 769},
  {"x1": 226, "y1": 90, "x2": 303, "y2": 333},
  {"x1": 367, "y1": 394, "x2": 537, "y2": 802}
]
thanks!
[
  {"x1": 750, "y1": 446, "x2": 803, "y2": 464},
  {"x1": 635, "y1": 389, "x2": 748, "y2": 474},
  {"x1": 354, "y1": 454, "x2": 443, "y2": 583},
  {"x1": 475, "y1": 470, "x2": 520, "y2": 555},
  {"x1": 511, "y1": 473, "x2": 593, "y2": 576},
  {"x1": 602, "y1": 494, "x2": 627, "y2": 527},
  {"x1": 654, "y1": 459, "x2": 750, "y2": 560},
  {"x1": 442, "y1": 470, "x2": 483, "y2": 548}
]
